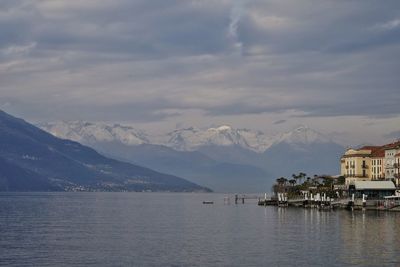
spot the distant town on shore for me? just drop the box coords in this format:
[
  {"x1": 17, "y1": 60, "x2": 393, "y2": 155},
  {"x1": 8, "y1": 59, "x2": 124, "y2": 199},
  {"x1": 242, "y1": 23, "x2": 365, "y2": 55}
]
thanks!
[{"x1": 266, "y1": 140, "x2": 400, "y2": 210}]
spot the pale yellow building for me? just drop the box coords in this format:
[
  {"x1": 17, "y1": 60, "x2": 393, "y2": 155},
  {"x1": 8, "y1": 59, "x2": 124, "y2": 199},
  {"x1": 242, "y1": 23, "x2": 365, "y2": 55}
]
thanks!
[
  {"x1": 341, "y1": 141, "x2": 400, "y2": 187},
  {"x1": 341, "y1": 147, "x2": 376, "y2": 185},
  {"x1": 371, "y1": 149, "x2": 385, "y2": 180}
]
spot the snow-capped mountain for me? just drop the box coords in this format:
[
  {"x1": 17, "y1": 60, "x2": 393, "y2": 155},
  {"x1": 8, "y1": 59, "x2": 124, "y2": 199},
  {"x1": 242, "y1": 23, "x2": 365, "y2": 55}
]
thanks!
[
  {"x1": 166, "y1": 125, "x2": 273, "y2": 152},
  {"x1": 38, "y1": 121, "x2": 149, "y2": 146},
  {"x1": 273, "y1": 125, "x2": 332, "y2": 146},
  {"x1": 38, "y1": 121, "x2": 344, "y2": 192},
  {"x1": 38, "y1": 122, "x2": 336, "y2": 153}
]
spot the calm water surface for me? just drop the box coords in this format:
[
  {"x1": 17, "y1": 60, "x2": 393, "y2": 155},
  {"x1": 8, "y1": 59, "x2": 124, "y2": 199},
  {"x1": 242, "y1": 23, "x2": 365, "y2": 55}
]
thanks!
[{"x1": 1, "y1": 193, "x2": 400, "y2": 266}]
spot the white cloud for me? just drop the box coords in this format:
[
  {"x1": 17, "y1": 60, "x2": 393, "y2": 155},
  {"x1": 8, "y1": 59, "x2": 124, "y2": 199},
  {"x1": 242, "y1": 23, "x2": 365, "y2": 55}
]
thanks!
[
  {"x1": 2, "y1": 42, "x2": 36, "y2": 56},
  {"x1": 373, "y1": 19, "x2": 400, "y2": 31}
]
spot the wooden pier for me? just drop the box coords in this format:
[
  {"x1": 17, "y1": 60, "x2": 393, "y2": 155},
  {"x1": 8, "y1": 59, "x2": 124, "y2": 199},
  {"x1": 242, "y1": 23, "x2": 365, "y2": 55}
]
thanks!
[{"x1": 233, "y1": 194, "x2": 263, "y2": 204}]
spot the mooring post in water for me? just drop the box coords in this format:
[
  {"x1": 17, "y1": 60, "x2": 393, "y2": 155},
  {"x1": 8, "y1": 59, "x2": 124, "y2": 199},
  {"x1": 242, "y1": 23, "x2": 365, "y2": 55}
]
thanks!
[
  {"x1": 224, "y1": 196, "x2": 230, "y2": 205},
  {"x1": 349, "y1": 193, "x2": 355, "y2": 208},
  {"x1": 310, "y1": 193, "x2": 313, "y2": 207},
  {"x1": 362, "y1": 194, "x2": 366, "y2": 207},
  {"x1": 235, "y1": 194, "x2": 238, "y2": 204}
]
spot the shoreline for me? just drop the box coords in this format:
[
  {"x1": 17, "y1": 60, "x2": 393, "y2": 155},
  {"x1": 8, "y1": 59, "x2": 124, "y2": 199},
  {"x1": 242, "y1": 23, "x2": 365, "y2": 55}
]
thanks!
[{"x1": 257, "y1": 198, "x2": 400, "y2": 212}]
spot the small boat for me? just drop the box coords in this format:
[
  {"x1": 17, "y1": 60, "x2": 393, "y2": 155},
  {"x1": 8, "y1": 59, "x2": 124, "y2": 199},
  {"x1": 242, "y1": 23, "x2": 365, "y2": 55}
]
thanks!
[{"x1": 202, "y1": 201, "x2": 214, "y2": 204}]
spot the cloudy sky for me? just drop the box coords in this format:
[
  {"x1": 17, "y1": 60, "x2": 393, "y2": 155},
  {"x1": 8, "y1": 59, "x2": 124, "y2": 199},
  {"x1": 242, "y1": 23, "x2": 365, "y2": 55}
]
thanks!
[{"x1": 1, "y1": 0, "x2": 399, "y2": 145}]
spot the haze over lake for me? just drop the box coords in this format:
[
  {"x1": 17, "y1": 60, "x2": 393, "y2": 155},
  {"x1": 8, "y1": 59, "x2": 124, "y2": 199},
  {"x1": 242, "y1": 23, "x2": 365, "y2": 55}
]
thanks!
[{"x1": 1, "y1": 193, "x2": 399, "y2": 267}]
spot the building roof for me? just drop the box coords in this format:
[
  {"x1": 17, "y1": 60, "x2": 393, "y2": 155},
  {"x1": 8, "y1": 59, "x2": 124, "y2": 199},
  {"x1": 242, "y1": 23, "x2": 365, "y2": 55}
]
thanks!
[
  {"x1": 354, "y1": 181, "x2": 396, "y2": 190},
  {"x1": 359, "y1": 145, "x2": 380, "y2": 150},
  {"x1": 343, "y1": 141, "x2": 399, "y2": 158},
  {"x1": 383, "y1": 141, "x2": 400, "y2": 150},
  {"x1": 371, "y1": 148, "x2": 385, "y2": 158}
]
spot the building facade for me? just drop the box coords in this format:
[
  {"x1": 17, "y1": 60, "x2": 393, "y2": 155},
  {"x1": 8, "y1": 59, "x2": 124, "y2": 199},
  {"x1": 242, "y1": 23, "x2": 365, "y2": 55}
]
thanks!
[
  {"x1": 395, "y1": 153, "x2": 400, "y2": 184},
  {"x1": 341, "y1": 141, "x2": 400, "y2": 187}
]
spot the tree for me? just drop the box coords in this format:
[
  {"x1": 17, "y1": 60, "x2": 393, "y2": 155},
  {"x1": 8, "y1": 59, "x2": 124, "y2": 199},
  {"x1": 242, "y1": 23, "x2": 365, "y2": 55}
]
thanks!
[
  {"x1": 292, "y1": 173, "x2": 298, "y2": 184},
  {"x1": 299, "y1": 172, "x2": 307, "y2": 184},
  {"x1": 276, "y1": 177, "x2": 286, "y2": 186},
  {"x1": 289, "y1": 179, "x2": 297, "y2": 186}
]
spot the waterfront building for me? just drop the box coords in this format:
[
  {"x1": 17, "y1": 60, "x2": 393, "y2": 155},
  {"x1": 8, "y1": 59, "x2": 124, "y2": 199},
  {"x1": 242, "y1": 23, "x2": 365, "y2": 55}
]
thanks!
[
  {"x1": 371, "y1": 148, "x2": 385, "y2": 180},
  {"x1": 395, "y1": 153, "x2": 400, "y2": 185},
  {"x1": 341, "y1": 141, "x2": 400, "y2": 187},
  {"x1": 348, "y1": 181, "x2": 396, "y2": 199},
  {"x1": 341, "y1": 147, "x2": 376, "y2": 185},
  {"x1": 383, "y1": 141, "x2": 400, "y2": 186}
]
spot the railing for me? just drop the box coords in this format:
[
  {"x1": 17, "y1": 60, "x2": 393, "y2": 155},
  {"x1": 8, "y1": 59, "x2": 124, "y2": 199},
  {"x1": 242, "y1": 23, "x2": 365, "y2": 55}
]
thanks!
[{"x1": 344, "y1": 174, "x2": 369, "y2": 178}]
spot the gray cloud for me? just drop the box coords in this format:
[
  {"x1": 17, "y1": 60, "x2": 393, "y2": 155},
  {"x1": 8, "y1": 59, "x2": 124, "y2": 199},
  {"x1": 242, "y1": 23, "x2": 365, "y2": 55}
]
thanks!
[
  {"x1": 273, "y1": 120, "x2": 286, "y2": 125},
  {"x1": 384, "y1": 131, "x2": 400, "y2": 140},
  {"x1": 0, "y1": 0, "x2": 399, "y2": 136}
]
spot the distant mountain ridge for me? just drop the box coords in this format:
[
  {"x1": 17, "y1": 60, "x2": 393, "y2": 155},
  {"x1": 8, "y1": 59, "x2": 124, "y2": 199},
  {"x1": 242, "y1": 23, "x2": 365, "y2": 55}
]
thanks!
[
  {"x1": 38, "y1": 121, "x2": 149, "y2": 146},
  {"x1": 39, "y1": 121, "x2": 345, "y2": 192},
  {"x1": 165, "y1": 125, "x2": 274, "y2": 152},
  {"x1": 0, "y1": 110, "x2": 210, "y2": 192},
  {"x1": 40, "y1": 122, "x2": 336, "y2": 153}
]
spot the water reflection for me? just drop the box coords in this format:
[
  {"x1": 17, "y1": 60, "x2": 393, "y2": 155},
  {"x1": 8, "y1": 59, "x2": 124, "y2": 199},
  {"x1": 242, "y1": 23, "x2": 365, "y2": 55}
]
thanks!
[
  {"x1": 1, "y1": 193, "x2": 400, "y2": 266},
  {"x1": 338, "y1": 210, "x2": 400, "y2": 266}
]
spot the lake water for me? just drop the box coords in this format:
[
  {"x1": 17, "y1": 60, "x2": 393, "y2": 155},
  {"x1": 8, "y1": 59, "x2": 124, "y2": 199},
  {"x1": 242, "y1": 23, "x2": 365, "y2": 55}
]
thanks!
[{"x1": 1, "y1": 193, "x2": 400, "y2": 266}]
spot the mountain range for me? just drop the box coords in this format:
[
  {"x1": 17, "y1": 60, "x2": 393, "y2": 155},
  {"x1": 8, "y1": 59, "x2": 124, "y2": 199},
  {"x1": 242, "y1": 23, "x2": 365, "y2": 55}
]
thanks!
[
  {"x1": 0, "y1": 110, "x2": 210, "y2": 192},
  {"x1": 39, "y1": 121, "x2": 345, "y2": 192}
]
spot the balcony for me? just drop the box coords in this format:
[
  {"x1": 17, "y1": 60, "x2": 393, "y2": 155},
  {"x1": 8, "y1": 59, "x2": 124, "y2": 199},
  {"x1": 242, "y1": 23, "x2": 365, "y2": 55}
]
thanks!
[
  {"x1": 362, "y1": 164, "x2": 368, "y2": 169},
  {"x1": 344, "y1": 174, "x2": 369, "y2": 178}
]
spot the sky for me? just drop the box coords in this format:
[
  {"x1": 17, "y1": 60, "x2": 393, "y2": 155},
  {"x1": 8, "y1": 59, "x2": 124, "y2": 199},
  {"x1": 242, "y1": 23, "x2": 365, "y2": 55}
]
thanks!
[{"x1": 0, "y1": 0, "x2": 399, "y2": 145}]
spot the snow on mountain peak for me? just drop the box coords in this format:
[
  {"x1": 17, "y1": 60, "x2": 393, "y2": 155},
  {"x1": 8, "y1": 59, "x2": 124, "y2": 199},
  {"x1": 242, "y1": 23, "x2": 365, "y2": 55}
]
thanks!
[
  {"x1": 39, "y1": 121, "x2": 337, "y2": 154},
  {"x1": 214, "y1": 125, "x2": 232, "y2": 131},
  {"x1": 166, "y1": 125, "x2": 273, "y2": 152},
  {"x1": 274, "y1": 125, "x2": 331, "y2": 145},
  {"x1": 39, "y1": 121, "x2": 149, "y2": 146}
]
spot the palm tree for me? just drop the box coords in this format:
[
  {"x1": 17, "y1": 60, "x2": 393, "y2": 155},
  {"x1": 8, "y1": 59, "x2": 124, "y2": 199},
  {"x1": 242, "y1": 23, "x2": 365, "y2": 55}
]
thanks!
[
  {"x1": 292, "y1": 174, "x2": 300, "y2": 185},
  {"x1": 299, "y1": 172, "x2": 307, "y2": 184},
  {"x1": 276, "y1": 177, "x2": 286, "y2": 186},
  {"x1": 289, "y1": 179, "x2": 296, "y2": 186}
]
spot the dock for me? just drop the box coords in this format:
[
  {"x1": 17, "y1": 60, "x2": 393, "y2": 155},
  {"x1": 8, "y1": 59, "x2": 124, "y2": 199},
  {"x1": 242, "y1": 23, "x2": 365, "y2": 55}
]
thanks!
[{"x1": 258, "y1": 193, "x2": 400, "y2": 211}]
